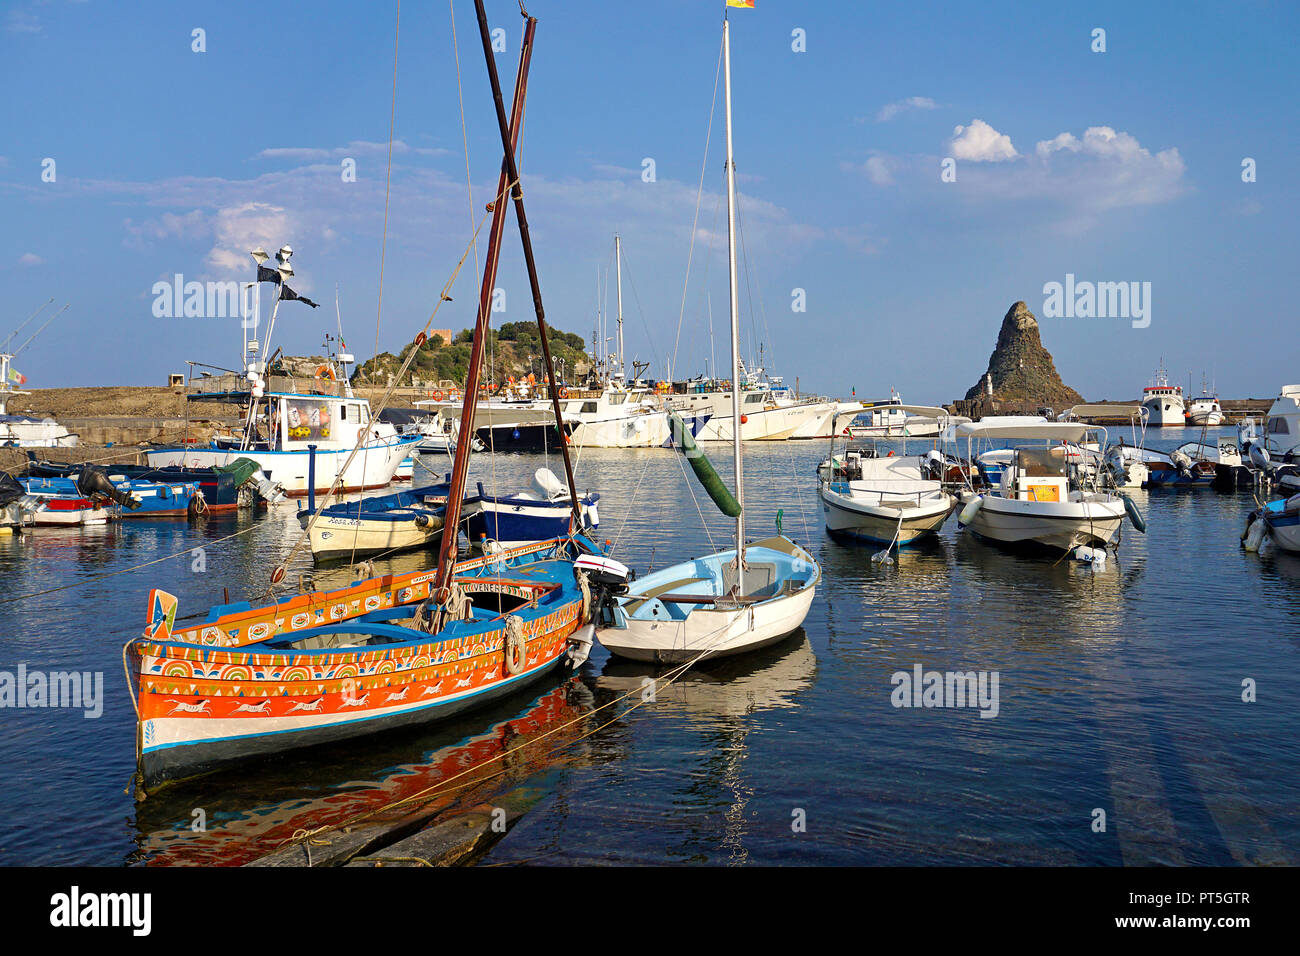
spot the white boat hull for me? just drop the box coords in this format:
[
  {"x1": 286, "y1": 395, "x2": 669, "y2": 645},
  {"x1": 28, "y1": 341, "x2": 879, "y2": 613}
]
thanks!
[
  {"x1": 146, "y1": 437, "x2": 416, "y2": 496},
  {"x1": 305, "y1": 508, "x2": 456, "y2": 559},
  {"x1": 696, "y1": 403, "x2": 819, "y2": 441},
  {"x1": 960, "y1": 492, "x2": 1126, "y2": 552},
  {"x1": 821, "y1": 484, "x2": 952, "y2": 545},
  {"x1": 571, "y1": 411, "x2": 672, "y2": 448},
  {"x1": 599, "y1": 581, "x2": 816, "y2": 663}
]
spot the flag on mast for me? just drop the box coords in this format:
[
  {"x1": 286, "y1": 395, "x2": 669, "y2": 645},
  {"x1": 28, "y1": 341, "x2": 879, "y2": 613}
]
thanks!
[
  {"x1": 8, "y1": 366, "x2": 26, "y2": 386},
  {"x1": 726, "y1": 0, "x2": 754, "y2": 8}
]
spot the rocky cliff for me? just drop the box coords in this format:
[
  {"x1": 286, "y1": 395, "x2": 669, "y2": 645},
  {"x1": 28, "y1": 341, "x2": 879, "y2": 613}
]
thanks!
[{"x1": 963, "y1": 301, "x2": 1084, "y2": 411}]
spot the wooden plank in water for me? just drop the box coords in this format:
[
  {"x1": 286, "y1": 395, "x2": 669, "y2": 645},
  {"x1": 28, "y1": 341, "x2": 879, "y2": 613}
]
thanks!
[{"x1": 346, "y1": 803, "x2": 521, "y2": 867}]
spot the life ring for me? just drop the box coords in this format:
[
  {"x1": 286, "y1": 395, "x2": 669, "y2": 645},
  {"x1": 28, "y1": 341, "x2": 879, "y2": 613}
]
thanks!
[
  {"x1": 315, "y1": 364, "x2": 336, "y2": 382},
  {"x1": 504, "y1": 618, "x2": 527, "y2": 676},
  {"x1": 558, "y1": 387, "x2": 570, "y2": 399},
  {"x1": 432, "y1": 389, "x2": 444, "y2": 401},
  {"x1": 489, "y1": 382, "x2": 498, "y2": 392}
]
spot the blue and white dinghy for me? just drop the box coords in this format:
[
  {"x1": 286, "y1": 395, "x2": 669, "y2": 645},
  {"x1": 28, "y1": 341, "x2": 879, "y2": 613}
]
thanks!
[
  {"x1": 468, "y1": 467, "x2": 599, "y2": 548},
  {"x1": 590, "y1": 14, "x2": 819, "y2": 664},
  {"x1": 300, "y1": 476, "x2": 468, "y2": 561}
]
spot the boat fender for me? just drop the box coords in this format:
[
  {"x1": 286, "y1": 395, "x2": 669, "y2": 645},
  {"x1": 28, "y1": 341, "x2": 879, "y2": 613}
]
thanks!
[
  {"x1": 1243, "y1": 516, "x2": 1266, "y2": 553},
  {"x1": 504, "y1": 616, "x2": 527, "y2": 676},
  {"x1": 1120, "y1": 493, "x2": 1146, "y2": 533},
  {"x1": 667, "y1": 411, "x2": 741, "y2": 517},
  {"x1": 1258, "y1": 531, "x2": 1275, "y2": 558},
  {"x1": 958, "y1": 495, "x2": 983, "y2": 526},
  {"x1": 1072, "y1": 545, "x2": 1107, "y2": 567}
]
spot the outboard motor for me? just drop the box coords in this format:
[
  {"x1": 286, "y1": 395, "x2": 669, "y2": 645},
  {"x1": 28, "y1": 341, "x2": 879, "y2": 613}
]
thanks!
[
  {"x1": 1170, "y1": 448, "x2": 1196, "y2": 480},
  {"x1": 574, "y1": 554, "x2": 633, "y2": 626},
  {"x1": 923, "y1": 449, "x2": 945, "y2": 481},
  {"x1": 1104, "y1": 447, "x2": 1130, "y2": 488},
  {"x1": 76, "y1": 465, "x2": 140, "y2": 510},
  {"x1": 1249, "y1": 443, "x2": 1272, "y2": 475}
]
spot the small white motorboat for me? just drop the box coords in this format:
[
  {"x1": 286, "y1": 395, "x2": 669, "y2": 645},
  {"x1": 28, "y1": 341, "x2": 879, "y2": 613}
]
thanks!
[
  {"x1": 952, "y1": 420, "x2": 1145, "y2": 554},
  {"x1": 817, "y1": 417, "x2": 954, "y2": 546}
]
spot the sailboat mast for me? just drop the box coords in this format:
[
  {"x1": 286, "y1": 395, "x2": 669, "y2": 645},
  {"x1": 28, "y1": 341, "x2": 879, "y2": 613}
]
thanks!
[
  {"x1": 475, "y1": 1, "x2": 584, "y2": 530},
  {"x1": 615, "y1": 234, "x2": 624, "y2": 382},
  {"x1": 723, "y1": 15, "x2": 744, "y2": 585},
  {"x1": 433, "y1": 13, "x2": 534, "y2": 595}
]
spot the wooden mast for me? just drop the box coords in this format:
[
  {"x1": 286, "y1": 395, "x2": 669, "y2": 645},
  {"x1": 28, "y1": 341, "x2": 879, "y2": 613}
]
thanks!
[
  {"x1": 432, "y1": 13, "x2": 534, "y2": 596},
  {"x1": 723, "y1": 14, "x2": 745, "y2": 592},
  {"x1": 474, "y1": 0, "x2": 584, "y2": 530}
]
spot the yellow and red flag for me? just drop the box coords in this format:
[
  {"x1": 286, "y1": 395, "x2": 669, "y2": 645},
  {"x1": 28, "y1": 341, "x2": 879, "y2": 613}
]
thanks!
[{"x1": 726, "y1": 0, "x2": 755, "y2": 8}]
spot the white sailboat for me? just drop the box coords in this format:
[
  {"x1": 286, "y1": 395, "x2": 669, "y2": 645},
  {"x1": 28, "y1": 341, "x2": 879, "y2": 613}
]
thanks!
[{"x1": 594, "y1": 12, "x2": 819, "y2": 664}]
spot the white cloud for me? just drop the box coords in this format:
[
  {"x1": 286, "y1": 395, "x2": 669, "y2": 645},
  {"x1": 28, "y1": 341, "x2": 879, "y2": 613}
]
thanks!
[
  {"x1": 876, "y1": 96, "x2": 937, "y2": 122},
  {"x1": 950, "y1": 119, "x2": 1018, "y2": 162},
  {"x1": 7, "y1": 10, "x2": 41, "y2": 34},
  {"x1": 863, "y1": 155, "x2": 894, "y2": 186},
  {"x1": 206, "y1": 202, "x2": 295, "y2": 275},
  {"x1": 256, "y1": 140, "x2": 447, "y2": 161},
  {"x1": 950, "y1": 123, "x2": 1187, "y2": 230},
  {"x1": 124, "y1": 209, "x2": 209, "y2": 246},
  {"x1": 18, "y1": 252, "x2": 44, "y2": 267}
]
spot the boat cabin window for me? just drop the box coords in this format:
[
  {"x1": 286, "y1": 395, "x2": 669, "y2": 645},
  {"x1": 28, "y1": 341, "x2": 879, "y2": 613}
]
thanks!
[
  {"x1": 1016, "y1": 447, "x2": 1068, "y2": 478},
  {"x1": 609, "y1": 393, "x2": 627, "y2": 406},
  {"x1": 1269, "y1": 417, "x2": 1289, "y2": 434},
  {"x1": 744, "y1": 393, "x2": 765, "y2": 404},
  {"x1": 581, "y1": 401, "x2": 599, "y2": 414},
  {"x1": 283, "y1": 398, "x2": 335, "y2": 442}
]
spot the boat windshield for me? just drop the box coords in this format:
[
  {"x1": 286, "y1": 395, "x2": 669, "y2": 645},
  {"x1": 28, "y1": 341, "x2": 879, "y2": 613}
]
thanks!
[{"x1": 1016, "y1": 446, "x2": 1068, "y2": 478}]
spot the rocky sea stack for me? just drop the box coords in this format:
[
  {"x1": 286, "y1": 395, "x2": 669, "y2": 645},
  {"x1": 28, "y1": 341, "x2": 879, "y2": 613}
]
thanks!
[{"x1": 962, "y1": 301, "x2": 1084, "y2": 412}]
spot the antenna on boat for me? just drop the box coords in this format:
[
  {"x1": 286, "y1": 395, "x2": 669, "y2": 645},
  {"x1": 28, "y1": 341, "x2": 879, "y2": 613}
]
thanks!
[
  {"x1": 8, "y1": 302, "x2": 69, "y2": 360},
  {"x1": 615, "y1": 233, "x2": 625, "y2": 383},
  {"x1": 2, "y1": 297, "x2": 55, "y2": 353}
]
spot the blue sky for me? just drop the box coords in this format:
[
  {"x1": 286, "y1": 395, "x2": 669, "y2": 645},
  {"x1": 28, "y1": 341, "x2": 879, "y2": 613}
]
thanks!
[{"x1": 1, "y1": 0, "x2": 1295, "y2": 401}]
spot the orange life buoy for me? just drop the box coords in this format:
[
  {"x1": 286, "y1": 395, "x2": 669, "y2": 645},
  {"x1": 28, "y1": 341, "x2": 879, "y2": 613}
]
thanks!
[
  {"x1": 489, "y1": 382, "x2": 498, "y2": 392},
  {"x1": 558, "y1": 387, "x2": 570, "y2": 399},
  {"x1": 448, "y1": 391, "x2": 461, "y2": 402},
  {"x1": 432, "y1": 389, "x2": 444, "y2": 401},
  {"x1": 315, "y1": 364, "x2": 336, "y2": 382}
]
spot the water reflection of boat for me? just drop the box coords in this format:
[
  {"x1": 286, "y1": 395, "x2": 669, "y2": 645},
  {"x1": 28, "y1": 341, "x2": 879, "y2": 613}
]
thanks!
[
  {"x1": 594, "y1": 633, "x2": 816, "y2": 716},
  {"x1": 131, "y1": 678, "x2": 591, "y2": 866}
]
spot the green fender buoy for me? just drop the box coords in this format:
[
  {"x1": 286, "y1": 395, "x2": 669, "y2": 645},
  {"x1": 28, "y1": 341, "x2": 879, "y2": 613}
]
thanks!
[{"x1": 668, "y1": 412, "x2": 741, "y2": 518}]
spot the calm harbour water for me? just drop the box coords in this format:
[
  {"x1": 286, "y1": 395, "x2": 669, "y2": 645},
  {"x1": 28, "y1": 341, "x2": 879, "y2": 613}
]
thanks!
[{"x1": 1, "y1": 426, "x2": 1297, "y2": 866}]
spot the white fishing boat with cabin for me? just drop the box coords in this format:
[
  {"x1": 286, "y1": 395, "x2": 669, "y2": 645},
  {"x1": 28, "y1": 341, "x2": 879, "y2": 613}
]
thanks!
[
  {"x1": 146, "y1": 249, "x2": 418, "y2": 495},
  {"x1": 1141, "y1": 363, "x2": 1186, "y2": 426}
]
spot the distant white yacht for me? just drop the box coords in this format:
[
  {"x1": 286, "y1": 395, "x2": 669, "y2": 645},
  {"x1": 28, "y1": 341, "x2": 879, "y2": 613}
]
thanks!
[{"x1": 1141, "y1": 363, "x2": 1186, "y2": 426}]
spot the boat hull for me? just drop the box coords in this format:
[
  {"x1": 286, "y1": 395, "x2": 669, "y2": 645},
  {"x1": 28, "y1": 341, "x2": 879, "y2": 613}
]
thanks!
[
  {"x1": 597, "y1": 537, "x2": 819, "y2": 663},
  {"x1": 820, "y1": 484, "x2": 952, "y2": 545},
  {"x1": 466, "y1": 489, "x2": 598, "y2": 548},
  {"x1": 960, "y1": 493, "x2": 1126, "y2": 552},
  {"x1": 145, "y1": 436, "x2": 419, "y2": 496},
  {"x1": 134, "y1": 545, "x2": 590, "y2": 792},
  {"x1": 696, "y1": 403, "x2": 819, "y2": 442},
  {"x1": 476, "y1": 421, "x2": 576, "y2": 452}
]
